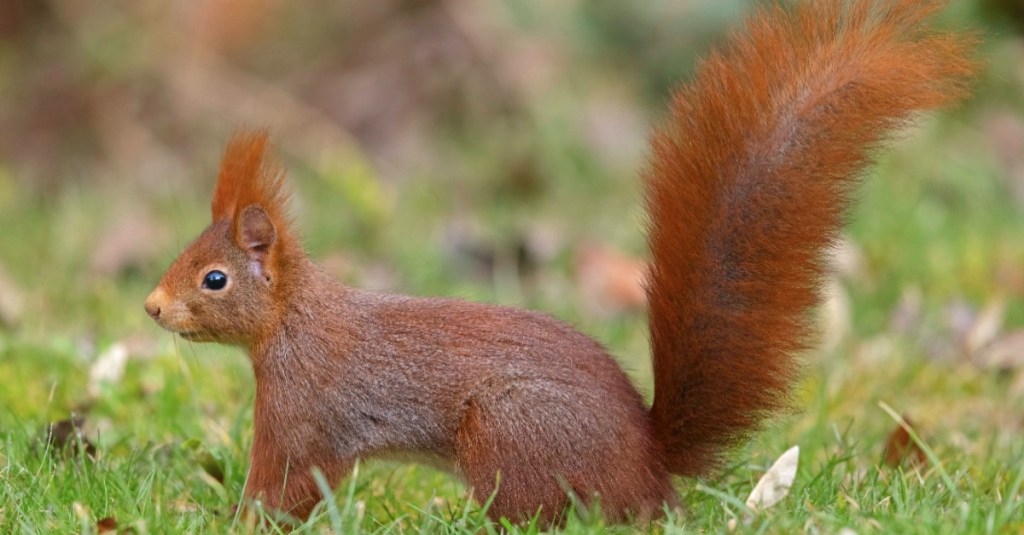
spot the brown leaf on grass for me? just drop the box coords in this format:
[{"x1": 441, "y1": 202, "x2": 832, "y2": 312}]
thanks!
[
  {"x1": 575, "y1": 244, "x2": 648, "y2": 317},
  {"x1": 43, "y1": 416, "x2": 97, "y2": 459},
  {"x1": 96, "y1": 516, "x2": 118, "y2": 533},
  {"x1": 882, "y1": 416, "x2": 926, "y2": 467}
]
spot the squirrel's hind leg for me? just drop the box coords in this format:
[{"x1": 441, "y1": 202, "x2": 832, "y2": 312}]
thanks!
[{"x1": 452, "y1": 386, "x2": 675, "y2": 524}]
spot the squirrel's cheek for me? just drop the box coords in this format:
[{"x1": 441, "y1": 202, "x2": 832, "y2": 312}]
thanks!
[{"x1": 159, "y1": 313, "x2": 191, "y2": 332}]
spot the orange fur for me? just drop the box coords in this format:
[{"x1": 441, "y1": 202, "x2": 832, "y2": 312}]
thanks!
[
  {"x1": 145, "y1": 0, "x2": 977, "y2": 525},
  {"x1": 644, "y1": 0, "x2": 975, "y2": 477},
  {"x1": 211, "y1": 130, "x2": 288, "y2": 227},
  {"x1": 211, "y1": 130, "x2": 299, "y2": 272}
]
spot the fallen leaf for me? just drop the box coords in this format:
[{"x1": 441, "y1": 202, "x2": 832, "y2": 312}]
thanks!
[
  {"x1": 42, "y1": 416, "x2": 96, "y2": 459},
  {"x1": 88, "y1": 343, "x2": 129, "y2": 397},
  {"x1": 882, "y1": 416, "x2": 926, "y2": 467},
  {"x1": 96, "y1": 516, "x2": 118, "y2": 533},
  {"x1": 745, "y1": 445, "x2": 799, "y2": 511}
]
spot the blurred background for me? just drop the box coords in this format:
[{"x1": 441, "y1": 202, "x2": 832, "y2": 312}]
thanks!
[{"x1": 0, "y1": 0, "x2": 1023, "y2": 525}]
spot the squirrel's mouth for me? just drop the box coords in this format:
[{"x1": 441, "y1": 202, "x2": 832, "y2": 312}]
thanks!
[
  {"x1": 151, "y1": 320, "x2": 207, "y2": 341},
  {"x1": 178, "y1": 331, "x2": 211, "y2": 341}
]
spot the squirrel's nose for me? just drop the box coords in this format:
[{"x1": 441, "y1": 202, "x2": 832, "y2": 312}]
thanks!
[{"x1": 144, "y1": 289, "x2": 165, "y2": 320}]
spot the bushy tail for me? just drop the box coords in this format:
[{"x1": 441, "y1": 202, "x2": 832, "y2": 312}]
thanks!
[{"x1": 644, "y1": 0, "x2": 976, "y2": 476}]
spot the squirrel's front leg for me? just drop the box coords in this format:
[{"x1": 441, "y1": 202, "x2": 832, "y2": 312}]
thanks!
[{"x1": 244, "y1": 428, "x2": 352, "y2": 521}]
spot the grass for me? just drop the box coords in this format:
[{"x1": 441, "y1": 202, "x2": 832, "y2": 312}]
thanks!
[
  {"x1": 1, "y1": 110, "x2": 1022, "y2": 533},
  {"x1": 2, "y1": 335, "x2": 1022, "y2": 533}
]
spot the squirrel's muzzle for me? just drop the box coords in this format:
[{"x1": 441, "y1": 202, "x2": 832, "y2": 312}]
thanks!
[{"x1": 145, "y1": 288, "x2": 166, "y2": 320}]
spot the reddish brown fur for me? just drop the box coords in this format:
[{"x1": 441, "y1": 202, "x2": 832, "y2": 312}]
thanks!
[
  {"x1": 145, "y1": 0, "x2": 976, "y2": 525},
  {"x1": 212, "y1": 130, "x2": 302, "y2": 294},
  {"x1": 211, "y1": 130, "x2": 288, "y2": 229},
  {"x1": 644, "y1": 0, "x2": 975, "y2": 476}
]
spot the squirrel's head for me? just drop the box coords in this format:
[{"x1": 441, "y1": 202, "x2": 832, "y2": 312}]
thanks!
[{"x1": 145, "y1": 130, "x2": 302, "y2": 347}]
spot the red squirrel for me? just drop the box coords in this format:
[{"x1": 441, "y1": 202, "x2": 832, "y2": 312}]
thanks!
[{"x1": 144, "y1": 0, "x2": 975, "y2": 524}]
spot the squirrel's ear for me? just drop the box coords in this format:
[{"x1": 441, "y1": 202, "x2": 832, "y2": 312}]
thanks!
[{"x1": 237, "y1": 204, "x2": 277, "y2": 270}]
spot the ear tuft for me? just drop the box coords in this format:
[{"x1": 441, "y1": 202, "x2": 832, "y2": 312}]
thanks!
[
  {"x1": 210, "y1": 129, "x2": 296, "y2": 277},
  {"x1": 210, "y1": 129, "x2": 291, "y2": 233}
]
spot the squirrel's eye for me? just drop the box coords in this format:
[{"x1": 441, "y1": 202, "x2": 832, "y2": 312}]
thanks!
[{"x1": 202, "y1": 270, "x2": 228, "y2": 290}]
